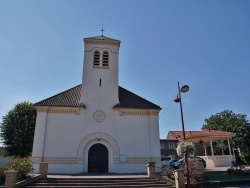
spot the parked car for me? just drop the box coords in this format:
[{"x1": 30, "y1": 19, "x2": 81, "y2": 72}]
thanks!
[
  {"x1": 161, "y1": 156, "x2": 172, "y2": 167},
  {"x1": 166, "y1": 159, "x2": 178, "y2": 167},
  {"x1": 174, "y1": 157, "x2": 206, "y2": 169}
]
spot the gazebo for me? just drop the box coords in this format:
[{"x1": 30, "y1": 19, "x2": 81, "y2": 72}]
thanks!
[{"x1": 185, "y1": 129, "x2": 236, "y2": 168}]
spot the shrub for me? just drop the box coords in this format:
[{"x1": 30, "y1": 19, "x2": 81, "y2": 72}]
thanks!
[
  {"x1": 240, "y1": 149, "x2": 250, "y2": 164},
  {"x1": 6, "y1": 157, "x2": 34, "y2": 181},
  {"x1": 162, "y1": 165, "x2": 175, "y2": 180},
  {"x1": 188, "y1": 158, "x2": 205, "y2": 186},
  {"x1": 163, "y1": 158, "x2": 205, "y2": 187},
  {"x1": 180, "y1": 158, "x2": 205, "y2": 187},
  {"x1": 0, "y1": 168, "x2": 6, "y2": 185},
  {"x1": 176, "y1": 141, "x2": 195, "y2": 157},
  {"x1": 227, "y1": 161, "x2": 246, "y2": 175},
  {"x1": 227, "y1": 167, "x2": 235, "y2": 175}
]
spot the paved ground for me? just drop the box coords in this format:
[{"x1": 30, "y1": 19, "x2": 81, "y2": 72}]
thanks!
[
  {"x1": 219, "y1": 186, "x2": 250, "y2": 188},
  {"x1": 205, "y1": 165, "x2": 250, "y2": 172}
]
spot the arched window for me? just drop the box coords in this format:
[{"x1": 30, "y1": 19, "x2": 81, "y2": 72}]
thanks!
[
  {"x1": 93, "y1": 51, "x2": 100, "y2": 67},
  {"x1": 102, "y1": 51, "x2": 109, "y2": 67}
]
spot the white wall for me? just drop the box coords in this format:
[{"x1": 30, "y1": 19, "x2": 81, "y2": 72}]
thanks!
[{"x1": 32, "y1": 108, "x2": 161, "y2": 174}]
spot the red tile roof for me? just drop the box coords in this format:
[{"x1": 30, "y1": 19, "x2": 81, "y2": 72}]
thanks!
[
  {"x1": 167, "y1": 130, "x2": 235, "y2": 143},
  {"x1": 167, "y1": 131, "x2": 200, "y2": 140}
]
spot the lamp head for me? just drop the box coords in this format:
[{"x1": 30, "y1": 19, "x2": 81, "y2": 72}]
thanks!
[
  {"x1": 174, "y1": 97, "x2": 181, "y2": 103},
  {"x1": 181, "y1": 85, "x2": 189, "y2": 93}
]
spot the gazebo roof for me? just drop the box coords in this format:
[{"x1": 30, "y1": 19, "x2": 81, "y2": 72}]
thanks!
[{"x1": 185, "y1": 129, "x2": 235, "y2": 143}]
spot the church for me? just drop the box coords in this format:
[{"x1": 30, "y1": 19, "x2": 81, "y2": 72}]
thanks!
[{"x1": 32, "y1": 35, "x2": 162, "y2": 174}]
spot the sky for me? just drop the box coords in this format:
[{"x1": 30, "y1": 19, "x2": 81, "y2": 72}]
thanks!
[{"x1": 1, "y1": 0, "x2": 250, "y2": 140}]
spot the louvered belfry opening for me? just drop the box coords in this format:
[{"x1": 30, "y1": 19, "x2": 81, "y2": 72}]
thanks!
[
  {"x1": 93, "y1": 51, "x2": 100, "y2": 67},
  {"x1": 102, "y1": 51, "x2": 109, "y2": 67}
]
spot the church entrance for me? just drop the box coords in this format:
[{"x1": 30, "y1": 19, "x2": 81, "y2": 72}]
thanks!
[{"x1": 88, "y1": 143, "x2": 108, "y2": 173}]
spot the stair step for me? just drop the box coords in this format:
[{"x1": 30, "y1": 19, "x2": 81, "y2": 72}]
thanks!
[
  {"x1": 23, "y1": 185, "x2": 172, "y2": 187},
  {"x1": 22, "y1": 177, "x2": 174, "y2": 188},
  {"x1": 37, "y1": 178, "x2": 161, "y2": 181}
]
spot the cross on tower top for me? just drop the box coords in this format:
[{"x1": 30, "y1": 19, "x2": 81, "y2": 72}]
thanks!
[{"x1": 101, "y1": 25, "x2": 105, "y2": 36}]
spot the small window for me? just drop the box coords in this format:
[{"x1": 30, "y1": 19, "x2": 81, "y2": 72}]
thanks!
[
  {"x1": 102, "y1": 51, "x2": 109, "y2": 67},
  {"x1": 168, "y1": 142, "x2": 176, "y2": 149},
  {"x1": 93, "y1": 51, "x2": 100, "y2": 67},
  {"x1": 160, "y1": 143, "x2": 165, "y2": 149}
]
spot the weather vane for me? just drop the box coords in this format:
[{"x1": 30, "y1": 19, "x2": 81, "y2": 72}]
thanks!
[{"x1": 101, "y1": 25, "x2": 105, "y2": 36}]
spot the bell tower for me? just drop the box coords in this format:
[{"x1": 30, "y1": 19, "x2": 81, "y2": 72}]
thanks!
[{"x1": 80, "y1": 36, "x2": 121, "y2": 109}]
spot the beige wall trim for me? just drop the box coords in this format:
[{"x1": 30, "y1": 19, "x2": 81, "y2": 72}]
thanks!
[
  {"x1": 32, "y1": 157, "x2": 41, "y2": 163},
  {"x1": 36, "y1": 106, "x2": 81, "y2": 115},
  {"x1": 117, "y1": 109, "x2": 160, "y2": 116},
  {"x1": 32, "y1": 157, "x2": 78, "y2": 164},
  {"x1": 32, "y1": 156, "x2": 160, "y2": 164},
  {"x1": 120, "y1": 157, "x2": 161, "y2": 164},
  {"x1": 84, "y1": 40, "x2": 120, "y2": 46}
]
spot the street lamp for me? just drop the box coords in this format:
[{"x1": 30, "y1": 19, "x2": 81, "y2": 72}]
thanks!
[{"x1": 174, "y1": 81, "x2": 190, "y2": 188}]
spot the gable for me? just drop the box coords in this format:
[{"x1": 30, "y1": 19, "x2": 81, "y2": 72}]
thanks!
[{"x1": 35, "y1": 84, "x2": 161, "y2": 110}]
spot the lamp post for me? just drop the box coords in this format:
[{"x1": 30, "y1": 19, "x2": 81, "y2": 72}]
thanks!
[{"x1": 174, "y1": 81, "x2": 190, "y2": 188}]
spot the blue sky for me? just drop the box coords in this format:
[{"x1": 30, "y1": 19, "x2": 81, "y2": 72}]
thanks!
[{"x1": 1, "y1": 0, "x2": 250, "y2": 139}]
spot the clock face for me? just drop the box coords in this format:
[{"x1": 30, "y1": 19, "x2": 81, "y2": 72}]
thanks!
[{"x1": 93, "y1": 110, "x2": 106, "y2": 122}]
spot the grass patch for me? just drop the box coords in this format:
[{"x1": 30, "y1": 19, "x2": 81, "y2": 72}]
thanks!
[{"x1": 205, "y1": 171, "x2": 250, "y2": 181}]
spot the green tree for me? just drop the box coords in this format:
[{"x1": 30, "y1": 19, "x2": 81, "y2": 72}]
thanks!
[
  {"x1": 0, "y1": 102, "x2": 36, "y2": 157},
  {"x1": 202, "y1": 110, "x2": 250, "y2": 150}
]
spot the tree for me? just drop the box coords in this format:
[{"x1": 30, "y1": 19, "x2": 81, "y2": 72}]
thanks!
[
  {"x1": 202, "y1": 110, "x2": 250, "y2": 150},
  {"x1": 0, "y1": 102, "x2": 36, "y2": 157}
]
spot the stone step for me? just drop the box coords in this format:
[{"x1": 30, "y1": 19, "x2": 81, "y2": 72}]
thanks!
[
  {"x1": 24, "y1": 184, "x2": 169, "y2": 188},
  {"x1": 36, "y1": 177, "x2": 161, "y2": 183},
  {"x1": 24, "y1": 186, "x2": 168, "y2": 188},
  {"x1": 22, "y1": 177, "x2": 174, "y2": 188}
]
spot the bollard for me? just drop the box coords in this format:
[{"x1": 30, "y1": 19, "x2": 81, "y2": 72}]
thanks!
[
  {"x1": 147, "y1": 161, "x2": 155, "y2": 178},
  {"x1": 39, "y1": 162, "x2": 48, "y2": 179},
  {"x1": 4, "y1": 170, "x2": 18, "y2": 188},
  {"x1": 174, "y1": 169, "x2": 185, "y2": 188}
]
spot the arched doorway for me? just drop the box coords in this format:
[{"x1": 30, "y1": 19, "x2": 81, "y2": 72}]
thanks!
[{"x1": 88, "y1": 143, "x2": 108, "y2": 173}]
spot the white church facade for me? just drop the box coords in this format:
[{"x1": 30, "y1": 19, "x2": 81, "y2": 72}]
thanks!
[{"x1": 32, "y1": 35, "x2": 161, "y2": 174}]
